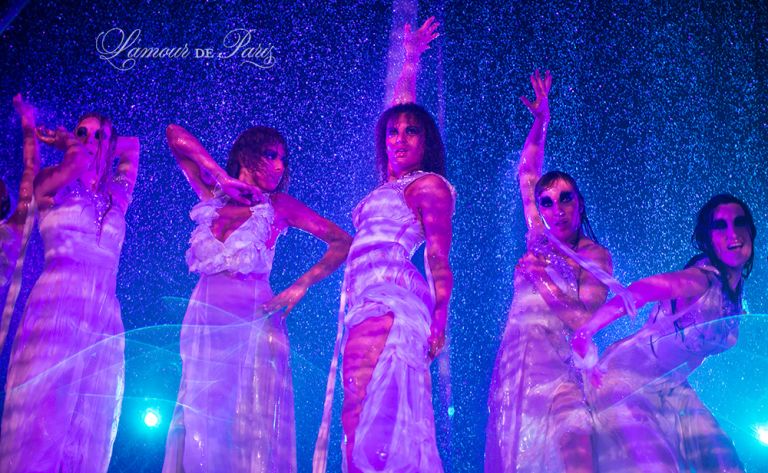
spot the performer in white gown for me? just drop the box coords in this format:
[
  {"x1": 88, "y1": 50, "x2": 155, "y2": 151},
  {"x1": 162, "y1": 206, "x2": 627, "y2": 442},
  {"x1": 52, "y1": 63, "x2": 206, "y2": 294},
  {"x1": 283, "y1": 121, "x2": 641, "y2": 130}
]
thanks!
[
  {"x1": 162, "y1": 124, "x2": 350, "y2": 473},
  {"x1": 313, "y1": 17, "x2": 455, "y2": 473},
  {"x1": 0, "y1": 110, "x2": 139, "y2": 472}
]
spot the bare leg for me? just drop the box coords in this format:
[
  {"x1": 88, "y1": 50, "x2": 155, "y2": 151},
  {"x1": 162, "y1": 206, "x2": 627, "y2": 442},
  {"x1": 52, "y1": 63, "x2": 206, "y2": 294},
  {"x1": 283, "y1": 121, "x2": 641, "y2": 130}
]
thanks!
[
  {"x1": 552, "y1": 382, "x2": 594, "y2": 473},
  {"x1": 341, "y1": 313, "x2": 394, "y2": 473}
]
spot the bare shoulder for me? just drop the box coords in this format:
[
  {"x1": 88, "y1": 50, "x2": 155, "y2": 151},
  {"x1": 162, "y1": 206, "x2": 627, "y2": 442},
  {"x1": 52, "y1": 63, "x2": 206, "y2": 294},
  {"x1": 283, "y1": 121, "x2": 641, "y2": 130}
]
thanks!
[
  {"x1": 270, "y1": 191, "x2": 311, "y2": 220},
  {"x1": 405, "y1": 173, "x2": 454, "y2": 204},
  {"x1": 577, "y1": 238, "x2": 613, "y2": 269}
]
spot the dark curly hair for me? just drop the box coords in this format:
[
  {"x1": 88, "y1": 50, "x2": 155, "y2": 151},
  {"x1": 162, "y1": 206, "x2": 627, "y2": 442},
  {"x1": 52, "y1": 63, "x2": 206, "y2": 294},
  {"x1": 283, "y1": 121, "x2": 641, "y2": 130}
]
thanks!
[
  {"x1": 688, "y1": 193, "x2": 756, "y2": 279},
  {"x1": 226, "y1": 126, "x2": 289, "y2": 193},
  {"x1": 534, "y1": 170, "x2": 599, "y2": 244},
  {"x1": 375, "y1": 103, "x2": 446, "y2": 183}
]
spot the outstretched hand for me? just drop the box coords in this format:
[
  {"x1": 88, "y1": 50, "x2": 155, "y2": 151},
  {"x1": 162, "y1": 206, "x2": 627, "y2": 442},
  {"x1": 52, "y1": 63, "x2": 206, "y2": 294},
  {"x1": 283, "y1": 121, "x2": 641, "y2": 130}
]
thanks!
[
  {"x1": 263, "y1": 283, "x2": 308, "y2": 318},
  {"x1": 404, "y1": 16, "x2": 440, "y2": 62},
  {"x1": 427, "y1": 323, "x2": 446, "y2": 360},
  {"x1": 218, "y1": 174, "x2": 265, "y2": 206},
  {"x1": 520, "y1": 70, "x2": 552, "y2": 121},
  {"x1": 12, "y1": 94, "x2": 36, "y2": 127},
  {"x1": 571, "y1": 327, "x2": 603, "y2": 387},
  {"x1": 36, "y1": 126, "x2": 77, "y2": 151}
]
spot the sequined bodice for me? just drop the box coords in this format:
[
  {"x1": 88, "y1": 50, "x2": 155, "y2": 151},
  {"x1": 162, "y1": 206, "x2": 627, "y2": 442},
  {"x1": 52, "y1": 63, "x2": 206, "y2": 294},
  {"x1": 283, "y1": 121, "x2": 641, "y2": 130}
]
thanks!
[
  {"x1": 509, "y1": 233, "x2": 579, "y2": 329},
  {"x1": 186, "y1": 195, "x2": 283, "y2": 276},
  {"x1": 38, "y1": 180, "x2": 126, "y2": 270}
]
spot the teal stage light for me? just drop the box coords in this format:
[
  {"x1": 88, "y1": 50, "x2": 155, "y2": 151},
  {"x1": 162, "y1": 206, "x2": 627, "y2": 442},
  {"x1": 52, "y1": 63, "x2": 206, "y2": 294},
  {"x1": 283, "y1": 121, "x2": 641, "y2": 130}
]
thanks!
[{"x1": 143, "y1": 408, "x2": 161, "y2": 428}]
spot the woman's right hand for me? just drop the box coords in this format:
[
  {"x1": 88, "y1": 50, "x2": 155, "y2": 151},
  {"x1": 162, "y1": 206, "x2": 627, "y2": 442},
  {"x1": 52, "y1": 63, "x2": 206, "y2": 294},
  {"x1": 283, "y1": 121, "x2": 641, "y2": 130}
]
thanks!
[
  {"x1": 36, "y1": 126, "x2": 78, "y2": 151},
  {"x1": 218, "y1": 174, "x2": 265, "y2": 205},
  {"x1": 12, "y1": 94, "x2": 36, "y2": 128},
  {"x1": 520, "y1": 70, "x2": 552, "y2": 121},
  {"x1": 404, "y1": 16, "x2": 440, "y2": 62}
]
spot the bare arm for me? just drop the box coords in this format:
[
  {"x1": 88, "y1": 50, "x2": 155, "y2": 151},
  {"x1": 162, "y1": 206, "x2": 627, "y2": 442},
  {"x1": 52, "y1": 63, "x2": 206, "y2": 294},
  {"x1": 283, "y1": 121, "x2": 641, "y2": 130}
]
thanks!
[
  {"x1": 405, "y1": 174, "x2": 454, "y2": 358},
  {"x1": 166, "y1": 124, "x2": 258, "y2": 204},
  {"x1": 34, "y1": 127, "x2": 91, "y2": 210},
  {"x1": 7, "y1": 94, "x2": 40, "y2": 229},
  {"x1": 111, "y1": 136, "x2": 140, "y2": 212},
  {"x1": 518, "y1": 70, "x2": 552, "y2": 230},
  {"x1": 264, "y1": 193, "x2": 352, "y2": 316},
  {"x1": 519, "y1": 243, "x2": 612, "y2": 330},
  {"x1": 390, "y1": 17, "x2": 440, "y2": 106},
  {"x1": 572, "y1": 267, "x2": 711, "y2": 357}
]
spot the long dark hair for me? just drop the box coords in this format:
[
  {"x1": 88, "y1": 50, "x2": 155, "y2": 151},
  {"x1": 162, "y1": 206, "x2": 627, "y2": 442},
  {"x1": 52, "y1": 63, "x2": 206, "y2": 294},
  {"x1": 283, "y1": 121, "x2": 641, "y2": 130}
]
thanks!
[
  {"x1": 685, "y1": 194, "x2": 757, "y2": 305},
  {"x1": 374, "y1": 103, "x2": 446, "y2": 183},
  {"x1": 534, "y1": 170, "x2": 599, "y2": 244},
  {"x1": 227, "y1": 126, "x2": 289, "y2": 193}
]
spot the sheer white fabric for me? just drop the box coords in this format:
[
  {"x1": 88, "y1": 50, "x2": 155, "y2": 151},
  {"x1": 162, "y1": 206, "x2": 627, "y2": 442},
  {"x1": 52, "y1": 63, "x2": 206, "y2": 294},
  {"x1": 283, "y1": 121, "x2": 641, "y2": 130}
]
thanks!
[
  {"x1": 163, "y1": 195, "x2": 296, "y2": 473},
  {"x1": 485, "y1": 234, "x2": 592, "y2": 472},
  {"x1": 314, "y1": 171, "x2": 455, "y2": 473},
  {"x1": 591, "y1": 259, "x2": 744, "y2": 472},
  {"x1": 0, "y1": 179, "x2": 129, "y2": 472}
]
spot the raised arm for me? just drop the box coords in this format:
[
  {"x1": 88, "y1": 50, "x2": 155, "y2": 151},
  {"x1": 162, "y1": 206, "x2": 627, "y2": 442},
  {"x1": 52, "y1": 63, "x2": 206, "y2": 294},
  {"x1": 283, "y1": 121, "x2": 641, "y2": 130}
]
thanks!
[
  {"x1": 518, "y1": 243, "x2": 612, "y2": 330},
  {"x1": 572, "y1": 266, "x2": 711, "y2": 357},
  {"x1": 166, "y1": 124, "x2": 258, "y2": 204},
  {"x1": 263, "y1": 193, "x2": 352, "y2": 316},
  {"x1": 390, "y1": 17, "x2": 440, "y2": 106},
  {"x1": 7, "y1": 94, "x2": 40, "y2": 229},
  {"x1": 518, "y1": 70, "x2": 552, "y2": 230},
  {"x1": 405, "y1": 174, "x2": 454, "y2": 358},
  {"x1": 33, "y1": 126, "x2": 91, "y2": 210},
  {"x1": 110, "y1": 136, "x2": 140, "y2": 212}
]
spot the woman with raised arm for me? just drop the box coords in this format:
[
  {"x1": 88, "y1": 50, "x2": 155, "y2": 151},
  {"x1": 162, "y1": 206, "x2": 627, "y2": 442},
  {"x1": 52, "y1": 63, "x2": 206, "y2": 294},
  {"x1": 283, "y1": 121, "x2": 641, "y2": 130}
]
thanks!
[
  {"x1": 312, "y1": 17, "x2": 454, "y2": 473},
  {"x1": 0, "y1": 94, "x2": 41, "y2": 353},
  {"x1": 0, "y1": 108, "x2": 139, "y2": 472},
  {"x1": 162, "y1": 124, "x2": 351, "y2": 473},
  {"x1": 572, "y1": 193, "x2": 752, "y2": 472},
  {"x1": 484, "y1": 72, "x2": 612, "y2": 473}
]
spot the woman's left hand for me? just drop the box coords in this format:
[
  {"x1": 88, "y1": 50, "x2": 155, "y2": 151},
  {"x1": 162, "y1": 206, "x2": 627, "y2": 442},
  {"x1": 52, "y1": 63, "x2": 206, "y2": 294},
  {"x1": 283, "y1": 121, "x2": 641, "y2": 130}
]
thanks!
[
  {"x1": 219, "y1": 174, "x2": 265, "y2": 205},
  {"x1": 264, "y1": 283, "x2": 308, "y2": 317},
  {"x1": 404, "y1": 16, "x2": 440, "y2": 62},
  {"x1": 427, "y1": 308, "x2": 447, "y2": 359},
  {"x1": 12, "y1": 93, "x2": 36, "y2": 128},
  {"x1": 517, "y1": 252, "x2": 548, "y2": 279},
  {"x1": 571, "y1": 326, "x2": 594, "y2": 359}
]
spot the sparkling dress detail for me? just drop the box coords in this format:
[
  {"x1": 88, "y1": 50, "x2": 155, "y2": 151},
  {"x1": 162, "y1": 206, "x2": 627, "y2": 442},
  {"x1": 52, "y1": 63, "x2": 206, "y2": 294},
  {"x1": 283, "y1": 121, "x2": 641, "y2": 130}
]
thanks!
[
  {"x1": 0, "y1": 178, "x2": 130, "y2": 473},
  {"x1": 485, "y1": 234, "x2": 594, "y2": 472},
  {"x1": 313, "y1": 171, "x2": 455, "y2": 473},
  {"x1": 162, "y1": 194, "x2": 296, "y2": 473},
  {"x1": 590, "y1": 258, "x2": 744, "y2": 472}
]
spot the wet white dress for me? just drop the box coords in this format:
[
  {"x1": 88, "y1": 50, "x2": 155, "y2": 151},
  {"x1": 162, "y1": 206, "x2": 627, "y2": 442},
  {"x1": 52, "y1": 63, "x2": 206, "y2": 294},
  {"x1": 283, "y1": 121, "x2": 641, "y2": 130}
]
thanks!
[
  {"x1": 485, "y1": 237, "x2": 593, "y2": 472},
  {"x1": 314, "y1": 171, "x2": 455, "y2": 473},
  {"x1": 591, "y1": 258, "x2": 744, "y2": 472},
  {"x1": 0, "y1": 178, "x2": 129, "y2": 473},
  {"x1": 162, "y1": 194, "x2": 296, "y2": 473}
]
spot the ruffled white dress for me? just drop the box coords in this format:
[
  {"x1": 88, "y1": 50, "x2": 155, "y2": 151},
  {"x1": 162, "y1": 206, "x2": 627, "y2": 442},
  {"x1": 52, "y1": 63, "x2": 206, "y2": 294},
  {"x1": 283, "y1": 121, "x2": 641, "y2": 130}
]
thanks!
[{"x1": 162, "y1": 195, "x2": 296, "y2": 473}]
